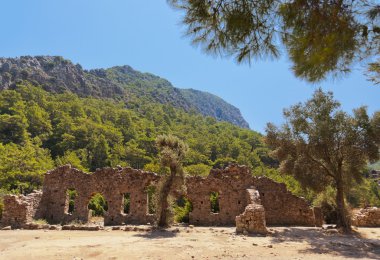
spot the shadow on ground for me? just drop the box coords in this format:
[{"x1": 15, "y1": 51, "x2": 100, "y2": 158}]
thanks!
[
  {"x1": 269, "y1": 227, "x2": 380, "y2": 259},
  {"x1": 133, "y1": 229, "x2": 178, "y2": 239}
]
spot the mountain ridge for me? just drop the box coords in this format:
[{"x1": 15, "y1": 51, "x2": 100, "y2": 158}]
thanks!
[{"x1": 0, "y1": 56, "x2": 249, "y2": 128}]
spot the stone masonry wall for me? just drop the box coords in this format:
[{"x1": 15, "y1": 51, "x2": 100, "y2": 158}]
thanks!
[
  {"x1": 186, "y1": 165, "x2": 253, "y2": 226},
  {"x1": 254, "y1": 177, "x2": 321, "y2": 226},
  {"x1": 1, "y1": 164, "x2": 322, "y2": 228},
  {"x1": 1, "y1": 191, "x2": 42, "y2": 228},
  {"x1": 352, "y1": 207, "x2": 380, "y2": 227},
  {"x1": 37, "y1": 165, "x2": 159, "y2": 225},
  {"x1": 236, "y1": 188, "x2": 267, "y2": 234}
]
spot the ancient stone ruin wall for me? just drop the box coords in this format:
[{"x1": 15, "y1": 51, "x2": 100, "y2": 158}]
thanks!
[
  {"x1": 37, "y1": 165, "x2": 159, "y2": 225},
  {"x1": 236, "y1": 188, "x2": 267, "y2": 234},
  {"x1": 254, "y1": 177, "x2": 320, "y2": 226},
  {"x1": 186, "y1": 165, "x2": 254, "y2": 226},
  {"x1": 1, "y1": 164, "x2": 322, "y2": 228},
  {"x1": 186, "y1": 165, "x2": 321, "y2": 227},
  {"x1": 1, "y1": 191, "x2": 42, "y2": 228},
  {"x1": 352, "y1": 207, "x2": 380, "y2": 227}
]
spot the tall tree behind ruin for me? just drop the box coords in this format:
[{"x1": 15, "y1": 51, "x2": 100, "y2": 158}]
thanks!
[
  {"x1": 155, "y1": 134, "x2": 188, "y2": 227},
  {"x1": 265, "y1": 89, "x2": 379, "y2": 232}
]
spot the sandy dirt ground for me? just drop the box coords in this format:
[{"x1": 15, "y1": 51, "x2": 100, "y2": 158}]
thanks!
[{"x1": 0, "y1": 226, "x2": 379, "y2": 260}]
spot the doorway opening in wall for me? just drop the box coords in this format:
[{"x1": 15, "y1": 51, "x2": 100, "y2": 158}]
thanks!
[
  {"x1": 210, "y1": 192, "x2": 220, "y2": 213},
  {"x1": 146, "y1": 186, "x2": 156, "y2": 214},
  {"x1": 66, "y1": 188, "x2": 77, "y2": 214},
  {"x1": 123, "y1": 193, "x2": 131, "y2": 214},
  {"x1": 88, "y1": 193, "x2": 108, "y2": 225},
  {"x1": 173, "y1": 196, "x2": 193, "y2": 223}
]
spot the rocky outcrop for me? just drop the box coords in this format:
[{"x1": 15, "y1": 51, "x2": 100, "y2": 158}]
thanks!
[
  {"x1": 0, "y1": 56, "x2": 124, "y2": 98},
  {"x1": 0, "y1": 56, "x2": 249, "y2": 128},
  {"x1": 352, "y1": 207, "x2": 380, "y2": 227},
  {"x1": 180, "y1": 89, "x2": 249, "y2": 128}
]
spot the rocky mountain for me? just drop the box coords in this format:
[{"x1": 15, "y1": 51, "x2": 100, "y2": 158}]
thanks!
[
  {"x1": 180, "y1": 89, "x2": 249, "y2": 128},
  {"x1": 0, "y1": 56, "x2": 249, "y2": 128}
]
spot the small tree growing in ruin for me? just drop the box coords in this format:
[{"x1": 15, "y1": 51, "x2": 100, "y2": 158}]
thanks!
[
  {"x1": 266, "y1": 89, "x2": 379, "y2": 232},
  {"x1": 155, "y1": 134, "x2": 188, "y2": 227}
]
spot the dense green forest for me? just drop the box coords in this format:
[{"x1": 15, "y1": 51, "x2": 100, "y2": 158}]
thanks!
[
  {"x1": 0, "y1": 82, "x2": 379, "y2": 220},
  {"x1": 0, "y1": 82, "x2": 271, "y2": 194},
  {"x1": 0, "y1": 56, "x2": 249, "y2": 128}
]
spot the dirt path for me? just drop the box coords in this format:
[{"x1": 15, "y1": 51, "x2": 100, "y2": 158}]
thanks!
[{"x1": 0, "y1": 227, "x2": 379, "y2": 259}]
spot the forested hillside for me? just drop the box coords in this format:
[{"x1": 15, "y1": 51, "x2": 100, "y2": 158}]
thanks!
[
  {"x1": 0, "y1": 56, "x2": 249, "y2": 128},
  {"x1": 0, "y1": 83, "x2": 269, "y2": 194},
  {"x1": 0, "y1": 59, "x2": 378, "y2": 218}
]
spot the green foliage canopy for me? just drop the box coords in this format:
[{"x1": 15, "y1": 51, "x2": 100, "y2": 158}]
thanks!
[
  {"x1": 266, "y1": 88, "x2": 379, "y2": 231},
  {"x1": 168, "y1": 0, "x2": 380, "y2": 83},
  {"x1": 0, "y1": 83, "x2": 270, "y2": 195}
]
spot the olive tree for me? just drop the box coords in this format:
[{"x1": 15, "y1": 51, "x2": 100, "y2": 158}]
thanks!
[{"x1": 265, "y1": 89, "x2": 379, "y2": 232}]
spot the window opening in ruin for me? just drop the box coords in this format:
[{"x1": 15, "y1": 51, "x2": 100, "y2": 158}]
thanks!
[
  {"x1": 123, "y1": 193, "x2": 131, "y2": 214},
  {"x1": 238, "y1": 200, "x2": 241, "y2": 204},
  {"x1": 173, "y1": 196, "x2": 193, "y2": 223},
  {"x1": 88, "y1": 193, "x2": 108, "y2": 225},
  {"x1": 146, "y1": 186, "x2": 156, "y2": 214},
  {"x1": 210, "y1": 192, "x2": 220, "y2": 213},
  {"x1": 66, "y1": 188, "x2": 77, "y2": 214}
]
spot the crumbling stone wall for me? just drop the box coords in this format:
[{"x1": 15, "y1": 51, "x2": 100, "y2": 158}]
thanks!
[
  {"x1": 236, "y1": 189, "x2": 267, "y2": 234},
  {"x1": 352, "y1": 207, "x2": 380, "y2": 227},
  {"x1": 186, "y1": 165, "x2": 253, "y2": 226},
  {"x1": 37, "y1": 165, "x2": 159, "y2": 225},
  {"x1": 1, "y1": 191, "x2": 42, "y2": 228},
  {"x1": 1, "y1": 164, "x2": 322, "y2": 228},
  {"x1": 187, "y1": 165, "x2": 321, "y2": 227},
  {"x1": 254, "y1": 177, "x2": 321, "y2": 226}
]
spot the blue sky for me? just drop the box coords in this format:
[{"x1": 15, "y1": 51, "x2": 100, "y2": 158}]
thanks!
[{"x1": 1, "y1": 0, "x2": 379, "y2": 133}]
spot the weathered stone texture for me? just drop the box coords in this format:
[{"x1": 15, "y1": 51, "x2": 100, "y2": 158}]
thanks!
[
  {"x1": 38, "y1": 165, "x2": 159, "y2": 225},
  {"x1": 352, "y1": 207, "x2": 380, "y2": 227},
  {"x1": 254, "y1": 177, "x2": 322, "y2": 226},
  {"x1": 236, "y1": 189, "x2": 267, "y2": 234},
  {"x1": 187, "y1": 165, "x2": 253, "y2": 226},
  {"x1": 1, "y1": 190, "x2": 42, "y2": 228},
  {"x1": 1, "y1": 164, "x2": 322, "y2": 229}
]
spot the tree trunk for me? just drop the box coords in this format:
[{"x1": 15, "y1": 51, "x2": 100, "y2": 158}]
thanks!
[
  {"x1": 157, "y1": 166, "x2": 176, "y2": 227},
  {"x1": 335, "y1": 178, "x2": 351, "y2": 232}
]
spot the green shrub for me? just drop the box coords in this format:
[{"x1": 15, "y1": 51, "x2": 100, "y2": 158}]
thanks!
[
  {"x1": 210, "y1": 192, "x2": 220, "y2": 213},
  {"x1": 347, "y1": 179, "x2": 380, "y2": 208},
  {"x1": 184, "y1": 164, "x2": 212, "y2": 176},
  {"x1": 67, "y1": 189, "x2": 78, "y2": 213},
  {"x1": 314, "y1": 186, "x2": 338, "y2": 224},
  {"x1": 88, "y1": 193, "x2": 108, "y2": 216},
  {"x1": 123, "y1": 193, "x2": 130, "y2": 214},
  {"x1": 173, "y1": 197, "x2": 193, "y2": 223}
]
